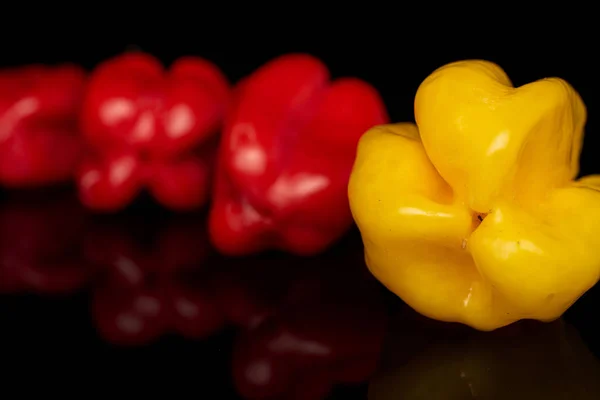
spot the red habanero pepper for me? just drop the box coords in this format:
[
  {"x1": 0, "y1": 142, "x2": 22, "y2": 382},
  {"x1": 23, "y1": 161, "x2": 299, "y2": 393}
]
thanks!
[
  {"x1": 77, "y1": 52, "x2": 231, "y2": 211},
  {"x1": 0, "y1": 65, "x2": 86, "y2": 187},
  {"x1": 209, "y1": 53, "x2": 389, "y2": 256}
]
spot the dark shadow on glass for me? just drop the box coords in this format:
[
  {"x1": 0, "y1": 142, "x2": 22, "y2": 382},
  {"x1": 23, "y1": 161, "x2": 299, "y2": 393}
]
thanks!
[
  {"x1": 0, "y1": 188, "x2": 390, "y2": 399},
  {"x1": 215, "y1": 238, "x2": 388, "y2": 399},
  {"x1": 85, "y1": 209, "x2": 221, "y2": 346},
  {"x1": 0, "y1": 188, "x2": 90, "y2": 295},
  {"x1": 369, "y1": 307, "x2": 600, "y2": 399}
]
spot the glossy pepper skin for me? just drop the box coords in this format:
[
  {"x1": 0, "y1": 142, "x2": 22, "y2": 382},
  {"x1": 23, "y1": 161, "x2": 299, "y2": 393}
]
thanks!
[
  {"x1": 77, "y1": 52, "x2": 231, "y2": 211},
  {"x1": 349, "y1": 60, "x2": 600, "y2": 331},
  {"x1": 0, "y1": 65, "x2": 86, "y2": 187},
  {"x1": 209, "y1": 53, "x2": 388, "y2": 255}
]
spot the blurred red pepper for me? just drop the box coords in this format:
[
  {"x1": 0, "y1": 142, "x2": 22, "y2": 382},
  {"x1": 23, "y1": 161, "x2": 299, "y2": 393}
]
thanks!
[
  {"x1": 209, "y1": 54, "x2": 388, "y2": 255},
  {"x1": 0, "y1": 189, "x2": 90, "y2": 294},
  {"x1": 0, "y1": 65, "x2": 86, "y2": 187},
  {"x1": 212, "y1": 238, "x2": 388, "y2": 399},
  {"x1": 77, "y1": 52, "x2": 231, "y2": 211},
  {"x1": 86, "y1": 213, "x2": 223, "y2": 345}
]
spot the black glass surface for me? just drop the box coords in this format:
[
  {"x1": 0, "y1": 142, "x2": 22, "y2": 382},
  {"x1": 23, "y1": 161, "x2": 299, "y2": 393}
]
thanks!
[{"x1": 1, "y1": 186, "x2": 600, "y2": 399}]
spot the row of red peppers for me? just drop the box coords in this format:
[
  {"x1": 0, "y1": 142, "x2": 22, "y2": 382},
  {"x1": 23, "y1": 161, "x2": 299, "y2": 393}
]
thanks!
[
  {"x1": 0, "y1": 191, "x2": 387, "y2": 400},
  {"x1": 0, "y1": 52, "x2": 388, "y2": 256}
]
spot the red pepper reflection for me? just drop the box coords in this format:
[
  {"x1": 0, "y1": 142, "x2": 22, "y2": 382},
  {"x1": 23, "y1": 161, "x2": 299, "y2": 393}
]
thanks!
[
  {"x1": 0, "y1": 189, "x2": 90, "y2": 294},
  {"x1": 86, "y1": 213, "x2": 224, "y2": 346},
  {"x1": 213, "y1": 237, "x2": 388, "y2": 400}
]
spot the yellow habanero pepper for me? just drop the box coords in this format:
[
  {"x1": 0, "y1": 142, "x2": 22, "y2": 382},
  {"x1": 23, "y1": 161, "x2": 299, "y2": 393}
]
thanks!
[{"x1": 348, "y1": 60, "x2": 600, "y2": 331}]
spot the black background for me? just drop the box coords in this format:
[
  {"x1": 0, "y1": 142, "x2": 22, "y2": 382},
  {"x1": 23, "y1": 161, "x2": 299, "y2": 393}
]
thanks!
[
  {"x1": 1, "y1": 20, "x2": 599, "y2": 397},
  {"x1": 2, "y1": 23, "x2": 596, "y2": 173}
]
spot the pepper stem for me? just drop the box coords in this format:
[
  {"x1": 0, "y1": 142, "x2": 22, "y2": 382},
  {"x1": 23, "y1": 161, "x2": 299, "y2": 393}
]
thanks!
[{"x1": 472, "y1": 212, "x2": 488, "y2": 230}]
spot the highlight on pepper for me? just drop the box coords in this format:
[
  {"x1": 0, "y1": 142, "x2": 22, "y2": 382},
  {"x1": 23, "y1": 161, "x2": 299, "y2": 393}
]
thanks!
[
  {"x1": 209, "y1": 53, "x2": 388, "y2": 256},
  {"x1": 348, "y1": 59, "x2": 600, "y2": 331},
  {"x1": 0, "y1": 64, "x2": 86, "y2": 187},
  {"x1": 77, "y1": 52, "x2": 231, "y2": 212}
]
